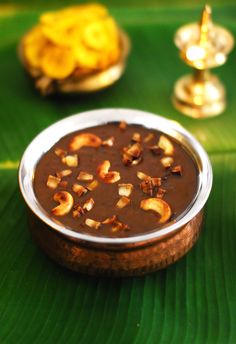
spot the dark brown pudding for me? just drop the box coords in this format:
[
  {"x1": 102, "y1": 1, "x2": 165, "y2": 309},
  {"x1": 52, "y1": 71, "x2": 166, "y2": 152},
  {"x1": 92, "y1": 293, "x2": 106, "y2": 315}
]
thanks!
[{"x1": 34, "y1": 122, "x2": 198, "y2": 238}]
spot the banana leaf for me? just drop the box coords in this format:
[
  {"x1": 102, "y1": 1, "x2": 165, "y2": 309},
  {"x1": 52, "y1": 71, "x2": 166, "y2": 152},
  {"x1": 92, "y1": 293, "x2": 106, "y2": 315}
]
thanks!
[{"x1": 0, "y1": 5, "x2": 236, "y2": 343}]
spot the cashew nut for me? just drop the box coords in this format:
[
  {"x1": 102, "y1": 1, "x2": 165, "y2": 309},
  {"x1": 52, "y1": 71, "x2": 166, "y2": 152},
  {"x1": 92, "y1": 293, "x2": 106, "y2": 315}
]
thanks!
[
  {"x1": 97, "y1": 160, "x2": 120, "y2": 183},
  {"x1": 140, "y1": 198, "x2": 171, "y2": 224},
  {"x1": 69, "y1": 133, "x2": 102, "y2": 151},
  {"x1": 51, "y1": 191, "x2": 74, "y2": 216}
]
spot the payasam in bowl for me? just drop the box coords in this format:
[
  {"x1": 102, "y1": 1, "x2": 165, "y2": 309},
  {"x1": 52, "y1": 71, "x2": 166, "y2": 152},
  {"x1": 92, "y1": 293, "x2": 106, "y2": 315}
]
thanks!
[
  {"x1": 18, "y1": 109, "x2": 212, "y2": 276},
  {"x1": 19, "y1": 4, "x2": 130, "y2": 95}
]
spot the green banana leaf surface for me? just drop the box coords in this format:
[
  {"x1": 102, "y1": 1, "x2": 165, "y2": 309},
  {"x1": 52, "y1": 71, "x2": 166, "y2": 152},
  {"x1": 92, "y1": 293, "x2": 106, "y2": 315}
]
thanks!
[{"x1": 0, "y1": 5, "x2": 236, "y2": 343}]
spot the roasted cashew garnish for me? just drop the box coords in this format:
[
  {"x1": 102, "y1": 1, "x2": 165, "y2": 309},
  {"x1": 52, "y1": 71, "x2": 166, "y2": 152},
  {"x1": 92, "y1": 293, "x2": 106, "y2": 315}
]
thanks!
[
  {"x1": 140, "y1": 198, "x2": 171, "y2": 224},
  {"x1": 51, "y1": 191, "x2": 74, "y2": 216},
  {"x1": 97, "y1": 160, "x2": 120, "y2": 183},
  {"x1": 69, "y1": 133, "x2": 102, "y2": 151}
]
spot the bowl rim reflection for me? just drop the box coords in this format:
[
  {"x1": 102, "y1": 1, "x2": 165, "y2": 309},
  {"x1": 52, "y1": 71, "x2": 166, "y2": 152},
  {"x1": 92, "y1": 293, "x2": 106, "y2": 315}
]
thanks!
[{"x1": 18, "y1": 108, "x2": 213, "y2": 245}]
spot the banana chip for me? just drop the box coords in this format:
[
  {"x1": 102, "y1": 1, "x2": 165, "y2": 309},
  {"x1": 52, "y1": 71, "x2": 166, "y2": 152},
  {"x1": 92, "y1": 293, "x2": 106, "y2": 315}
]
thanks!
[
  {"x1": 22, "y1": 4, "x2": 121, "y2": 81},
  {"x1": 73, "y1": 43, "x2": 100, "y2": 69},
  {"x1": 41, "y1": 45, "x2": 76, "y2": 79},
  {"x1": 40, "y1": 4, "x2": 108, "y2": 47},
  {"x1": 83, "y1": 20, "x2": 111, "y2": 51},
  {"x1": 23, "y1": 26, "x2": 48, "y2": 68}
]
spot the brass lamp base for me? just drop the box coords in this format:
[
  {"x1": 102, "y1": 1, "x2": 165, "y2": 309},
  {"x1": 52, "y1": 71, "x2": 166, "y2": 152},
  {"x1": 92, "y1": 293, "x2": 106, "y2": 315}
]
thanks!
[{"x1": 173, "y1": 71, "x2": 225, "y2": 118}]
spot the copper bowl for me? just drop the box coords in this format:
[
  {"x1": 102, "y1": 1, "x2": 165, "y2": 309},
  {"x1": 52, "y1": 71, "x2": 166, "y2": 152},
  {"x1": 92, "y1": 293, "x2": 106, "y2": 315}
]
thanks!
[{"x1": 18, "y1": 109, "x2": 212, "y2": 276}]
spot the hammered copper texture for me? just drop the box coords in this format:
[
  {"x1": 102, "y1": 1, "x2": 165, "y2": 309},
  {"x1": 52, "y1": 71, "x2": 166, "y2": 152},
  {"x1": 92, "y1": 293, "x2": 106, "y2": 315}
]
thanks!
[{"x1": 28, "y1": 210, "x2": 203, "y2": 277}]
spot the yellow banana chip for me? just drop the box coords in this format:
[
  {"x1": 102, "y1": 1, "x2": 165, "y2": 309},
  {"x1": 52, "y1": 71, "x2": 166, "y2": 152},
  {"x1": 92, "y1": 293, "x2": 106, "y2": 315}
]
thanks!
[
  {"x1": 40, "y1": 4, "x2": 110, "y2": 48},
  {"x1": 83, "y1": 20, "x2": 110, "y2": 51},
  {"x1": 82, "y1": 16, "x2": 119, "y2": 51},
  {"x1": 40, "y1": 4, "x2": 107, "y2": 25},
  {"x1": 23, "y1": 26, "x2": 48, "y2": 68},
  {"x1": 73, "y1": 43, "x2": 100, "y2": 69},
  {"x1": 42, "y1": 20, "x2": 82, "y2": 47},
  {"x1": 41, "y1": 45, "x2": 76, "y2": 79},
  {"x1": 22, "y1": 4, "x2": 122, "y2": 81}
]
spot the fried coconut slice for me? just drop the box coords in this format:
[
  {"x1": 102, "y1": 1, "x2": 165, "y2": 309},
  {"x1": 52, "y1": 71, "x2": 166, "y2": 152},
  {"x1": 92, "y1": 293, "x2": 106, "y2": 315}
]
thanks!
[
  {"x1": 140, "y1": 198, "x2": 171, "y2": 224},
  {"x1": 112, "y1": 219, "x2": 130, "y2": 232},
  {"x1": 131, "y1": 132, "x2": 141, "y2": 142},
  {"x1": 122, "y1": 142, "x2": 143, "y2": 166},
  {"x1": 102, "y1": 215, "x2": 117, "y2": 225},
  {"x1": 72, "y1": 204, "x2": 85, "y2": 218},
  {"x1": 137, "y1": 171, "x2": 161, "y2": 196},
  {"x1": 119, "y1": 120, "x2": 127, "y2": 131},
  {"x1": 72, "y1": 183, "x2": 88, "y2": 197},
  {"x1": 77, "y1": 171, "x2": 93, "y2": 181},
  {"x1": 118, "y1": 183, "x2": 133, "y2": 197},
  {"x1": 51, "y1": 191, "x2": 74, "y2": 216},
  {"x1": 158, "y1": 135, "x2": 174, "y2": 155},
  {"x1": 144, "y1": 133, "x2": 154, "y2": 143},
  {"x1": 47, "y1": 175, "x2": 61, "y2": 189},
  {"x1": 97, "y1": 160, "x2": 120, "y2": 183},
  {"x1": 83, "y1": 198, "x2": 95, "y2": 212},
  {"x1": 85, "y1": 218, "x2": 101, "y2": 229},
  {"x1": 156, "y1": 187, "x2": 166, "y2": 199},
  {"x1": 59, "y1": 180, "x2": 68, "y2": 188},
  {"x1": 102, "y1": 137, "x2": 114, "y2": 147},
  {"x1": 116, "y1": 196, "x2": 130, "y2": 209},
  {"x1": 62, "y1": 154, "x2": 78, "y2": 167},
  {"x1": 101, "y1": 215, "x2": 129, "y2": 232},
  {"x1": 69, "y1": 133, "x2": 102, "y2": 151},
  {"x1": 137, "y1": 171, "x2": 149, "y2": 180},
  {"x1": 171, "y1": 165, "x2": 182, "y2": 175},
  {"x1": 87, "y1": 180, "x2": 99, "y2": 191},
  {"x1": 54, "y1": 148, "x2": 67, "y2": 158},
  {"x1": 160, "y1": 156, "x2": 174, "y2": 168},
  {"x1": 56, "y1": 169, "x2": 72, "y2": 178}
]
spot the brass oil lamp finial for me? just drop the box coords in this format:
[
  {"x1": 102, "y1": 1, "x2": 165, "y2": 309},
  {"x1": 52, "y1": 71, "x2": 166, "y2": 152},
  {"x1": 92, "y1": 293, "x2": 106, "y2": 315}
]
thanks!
[{"x1": 173, "y1": 5, "x2": 234, "y2": 118}]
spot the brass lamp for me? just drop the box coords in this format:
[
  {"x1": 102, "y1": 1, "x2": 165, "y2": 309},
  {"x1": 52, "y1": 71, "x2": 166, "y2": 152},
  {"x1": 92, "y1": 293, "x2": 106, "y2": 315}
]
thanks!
[{"x1": 173, "y1": 5, "x2": 234, "y2": 118}]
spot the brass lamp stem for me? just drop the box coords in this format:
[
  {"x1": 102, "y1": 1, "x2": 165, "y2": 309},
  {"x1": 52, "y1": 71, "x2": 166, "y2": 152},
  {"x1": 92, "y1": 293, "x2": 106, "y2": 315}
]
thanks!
[{"x1": 194, "y1": 69, "x2": 207, "y2": 82}]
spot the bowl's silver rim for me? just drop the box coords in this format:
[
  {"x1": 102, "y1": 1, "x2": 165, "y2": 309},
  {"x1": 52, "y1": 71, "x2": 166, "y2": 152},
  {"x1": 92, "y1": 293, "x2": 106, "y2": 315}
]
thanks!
[{"x1": 18, "y1": 108, "x2": 213, "y2": 245}]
